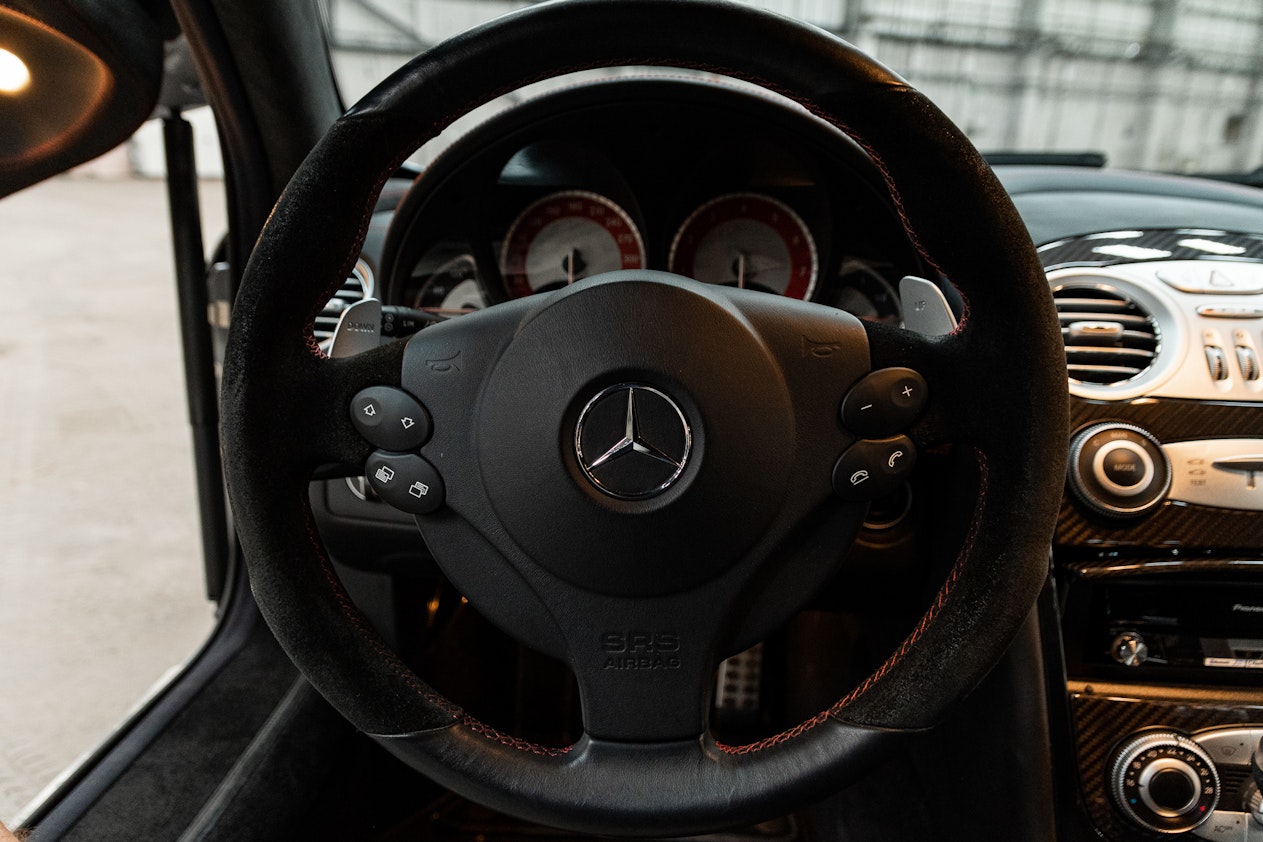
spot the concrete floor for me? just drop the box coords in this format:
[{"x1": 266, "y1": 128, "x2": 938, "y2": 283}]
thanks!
[{"x1": 0, "y1": 176, "x2": 224, "y2": 823}]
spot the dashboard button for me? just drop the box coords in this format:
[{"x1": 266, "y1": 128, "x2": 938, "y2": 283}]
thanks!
[
  {"x1": 840, "y1": 367, "x2": 928, "y2": 437},
  {"x1": 1206, "y1": 346, "x2": 1229, "y2": 381},
  {"x1": 351, "y1": 386, "x2": 431, "y2": 451},
  {"x1": 365, "y1": 451, "x2": 445, "y2": 514},
  {"x1": 1197, "y1": 811, "x2": 1248, "y2": 842},
  {"x1": 1095, "y1": 440, "x2": 1155, "y2": 496},
  {"x1": 1198, "y1": 305, "x2": 1263, "y2": 319},
  {"x1": 1237, "y1": 346, "x2": 1260, "y2": 381},
  {"x1": 1102, "y1": 447, "x2": 1147, "y2": 488},
  {"x1": 1164, "y1": 439, "x2": 1263, "y2": 512},
  {"x1": 1194, "y1": 728, "x2": 1263, "y2": 769},
  {"x1": 1160, "y1": 267, "x2": 1263, "y2": 296},
  {"x1": 1146, "y1": 766, "x2": 1199, "y2": 815},
  {"x1": 832, "y1": 435, "x2": 917, "y2": 501}
]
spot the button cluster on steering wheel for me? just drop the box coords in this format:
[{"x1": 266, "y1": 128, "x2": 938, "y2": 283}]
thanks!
[
  {"x1": 350, "y1": 386, "x2": 444, "y2": 514},
  {"x1": 365, "y1": 450, "x2": 445, "y2": 514},
  {"x1": 840, "y1": 367, "x2": 927, "y2": 436},
  {"x1": 351, "y1": 386, "x2": 432, "y2": 450},
  {"x1": 833, "y1": 367, "x2": 928, "y2": 501}
]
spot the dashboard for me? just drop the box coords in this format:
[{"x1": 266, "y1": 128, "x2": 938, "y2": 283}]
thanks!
[
  {"x1": 316, "y1": 78, "x2": 1263, "y2": 842},
  {"x1": 997, "y1": 172, "x2": 1263, "y2": 842}
]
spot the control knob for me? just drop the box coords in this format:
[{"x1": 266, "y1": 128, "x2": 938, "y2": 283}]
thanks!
[
  {"x1": 1110, "y1": 632, "x2": 1149, "y2": 667},
  {"x1": 1109, "y1": 731, "x2": 1219, "y2": 834},
  {"x1": 1069, "y1": 423, "x2": 1171, "y2": 519}
]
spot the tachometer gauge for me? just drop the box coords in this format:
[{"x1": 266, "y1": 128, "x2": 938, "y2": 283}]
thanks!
[
  {"x1": 669, "y1": 193, "x2": 817, "y2": 299},
  {"x1": 500, "y1": 190, "x2": 645, "y2": 297}
]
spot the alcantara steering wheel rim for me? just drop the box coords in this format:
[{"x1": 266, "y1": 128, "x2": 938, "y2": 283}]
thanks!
[{"x1": 220, "y1": 0, "x2": 1068, "y2": 835}]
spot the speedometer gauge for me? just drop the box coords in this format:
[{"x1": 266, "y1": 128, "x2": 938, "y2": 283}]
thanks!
[
  {"x1": 669, "y1": 193, "x2": 817, "y2": 299},
  {"x1": 500, "y1": 190, "x2": 645, "y2": 298}
]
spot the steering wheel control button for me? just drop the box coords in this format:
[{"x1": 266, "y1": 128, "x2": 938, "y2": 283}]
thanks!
[
  {"x1": 1068, "y1": 423, "x2": 1171, "y2": 519},
  {"x1": 1110, "y1": 731, "x2": 1219, "y2": 835},
  {"x1": 832, "y1": 435, "x2": 917, "y2": 501},
  {"x1": 365, "y1": 451, "x2": 444, "y2": 514},
  {"x1": 575, "y1": 383, "x2": 691, "y2": 500},
  {"x1": 840, "y1": 367, "x2": 928, "y2": 437},
  {"x1": 351, "y1": 387, "x2": 431, "y2": 451}
]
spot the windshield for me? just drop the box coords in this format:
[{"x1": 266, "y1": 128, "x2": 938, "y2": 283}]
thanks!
[{"x1": 319, "y1": 0, "x2": 1263, "y2": 175}]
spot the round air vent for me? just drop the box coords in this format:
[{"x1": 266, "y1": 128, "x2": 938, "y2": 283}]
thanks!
[
  {"x1": 1053, "y1": 285, "x2": 1159, "y2": 385},
  {"x1": 314, "y1": 259, "x2": 374, "y2": 350}
]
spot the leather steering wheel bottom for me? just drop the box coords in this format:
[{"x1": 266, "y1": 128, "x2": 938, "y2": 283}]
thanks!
[{"x1": 220, "y1": 0, "x2": 1068, "y2": 835}]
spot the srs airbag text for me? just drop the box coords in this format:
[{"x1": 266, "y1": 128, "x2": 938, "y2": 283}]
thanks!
[{"x1": 600, "y1": 631, "x2": 681, "y2": 670}]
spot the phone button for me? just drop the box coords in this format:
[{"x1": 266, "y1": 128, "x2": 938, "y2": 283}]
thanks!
[{"x1": 832, "y1": 435, "x2": 918, "y2": 501}]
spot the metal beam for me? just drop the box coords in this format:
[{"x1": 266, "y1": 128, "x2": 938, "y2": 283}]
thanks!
[{"x1": 324, "y1": 0, "x2": 429, "y2": 53}]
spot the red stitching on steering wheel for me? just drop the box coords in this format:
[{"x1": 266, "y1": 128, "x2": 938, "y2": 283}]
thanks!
[
  {"x1": 461, "y1": 715, "x2": 574, "y2": 758},
  {"x1": 717, "y1": 448, "x2": 989, "y2": 756}
]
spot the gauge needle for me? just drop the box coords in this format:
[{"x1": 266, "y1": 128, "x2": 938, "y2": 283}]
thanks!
[
  {"x1": 562, "y1": 249, "x2": 588, "y2": 285},
  {"x1": 732, "y1": 252, "x2": 777, "y2": 288}
]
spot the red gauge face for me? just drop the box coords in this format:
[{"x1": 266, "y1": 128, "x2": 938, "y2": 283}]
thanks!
[
  {"x1": 668, "y1": 193, "x2": 818, "y2": 299},
  {"x1": 500, "y1": 190, "x2": 645, "y2": 298}
]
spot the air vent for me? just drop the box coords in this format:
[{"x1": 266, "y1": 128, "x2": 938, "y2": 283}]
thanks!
[
  {"x1": 1053, "y1": 285, "x2": 1159, "y2": 385},
  {"x1": 314, "y1": 259, "x2": 374, "y2": 349}
]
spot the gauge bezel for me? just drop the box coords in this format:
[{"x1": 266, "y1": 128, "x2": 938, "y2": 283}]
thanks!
[
  {"x1": 668, "y1": 191, "x2": 819, "y2": 300},
  {"x1": 499, "y1": 189, "x2": 646, "y2": 298}
]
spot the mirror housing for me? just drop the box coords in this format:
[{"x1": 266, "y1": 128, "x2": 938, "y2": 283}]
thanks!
[{"x1": 0, "y1": 0, "x2": 167, "y2": 198}]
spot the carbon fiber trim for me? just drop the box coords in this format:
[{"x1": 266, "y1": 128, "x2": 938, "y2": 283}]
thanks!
[
  {"x1": 1058, "y1": 399, "x2": 1263, "y2": 551},
  {"x1": 1071, "y1": 692, "x2": 1263, "y2": 841},
  {"x1": 1039, "y1": 232, "x2": 1263, "y2": 269},
  {"x1": 1070, "y1": 400, "x2": 1263, "y2": 442}
]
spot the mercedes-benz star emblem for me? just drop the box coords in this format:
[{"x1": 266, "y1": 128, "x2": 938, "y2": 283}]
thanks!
[{"x1": 575, "y1": 384, "x2": 692, "y2": 500}]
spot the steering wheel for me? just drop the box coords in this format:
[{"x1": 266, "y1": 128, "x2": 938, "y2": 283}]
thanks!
[{"x1": 220, "y1": 0, "x2": 1067, "y2": 835}]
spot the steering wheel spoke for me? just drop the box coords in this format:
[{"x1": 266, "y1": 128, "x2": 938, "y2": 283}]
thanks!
[{"x1": 558, "y1": 593, "x2": 726, "y2": 742}]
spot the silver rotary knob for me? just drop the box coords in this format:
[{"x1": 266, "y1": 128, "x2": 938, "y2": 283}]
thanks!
[
  {"x1": 1111, "y1": 632, "x2": 1149, "y2": 667},
  {"x1": 1069, "y1": 423, "x2": 1171, "y2": 519},
  {"x1": 1110, "y1": 731, "x2": 1219, "y2": 834}
]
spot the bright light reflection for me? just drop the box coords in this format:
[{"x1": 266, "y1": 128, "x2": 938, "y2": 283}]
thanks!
[
  {"x1": 1177, "y1": 238, "x2": 1246, "y2": 255},
  {"x1": 1085, "y1": 231, "x2": 1144, "y2": 240},
  {"x1": 0, "y1": 47, "x2": 30, "y2": 93},
  {"x1": 1092, "y1": 244, "x2": 1172, "y2": 260}
]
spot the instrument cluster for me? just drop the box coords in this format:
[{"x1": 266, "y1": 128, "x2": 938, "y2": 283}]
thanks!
[{"x1": 380, "y1": 78, "x2": 931, "y2": 327}]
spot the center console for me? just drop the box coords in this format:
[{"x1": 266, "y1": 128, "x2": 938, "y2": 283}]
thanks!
[{"x1": 1044, "y1": 234, "x2": 1263, "y2": 841}]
